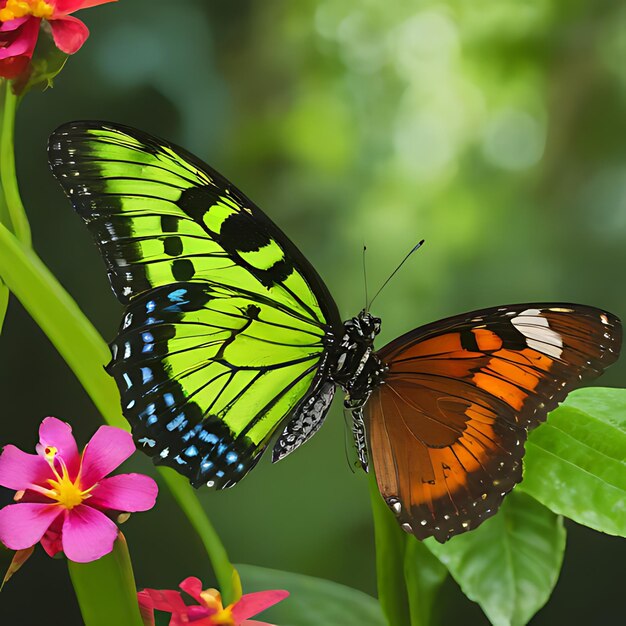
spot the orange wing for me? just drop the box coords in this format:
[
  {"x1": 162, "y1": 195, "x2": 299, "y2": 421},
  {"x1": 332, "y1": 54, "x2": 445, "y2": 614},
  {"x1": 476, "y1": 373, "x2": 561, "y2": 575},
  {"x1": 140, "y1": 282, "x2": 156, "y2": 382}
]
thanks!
[{"x1": 365, "y1": 304, "x2": 621, "y2": 542}]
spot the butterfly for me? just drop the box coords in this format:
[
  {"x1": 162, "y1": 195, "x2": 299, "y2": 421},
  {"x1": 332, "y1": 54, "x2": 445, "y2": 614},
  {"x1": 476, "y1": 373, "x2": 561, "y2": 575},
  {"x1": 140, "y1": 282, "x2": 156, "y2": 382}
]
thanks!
[{"x1": 48, "y1": 121, "x2": 622, "y2": 543}]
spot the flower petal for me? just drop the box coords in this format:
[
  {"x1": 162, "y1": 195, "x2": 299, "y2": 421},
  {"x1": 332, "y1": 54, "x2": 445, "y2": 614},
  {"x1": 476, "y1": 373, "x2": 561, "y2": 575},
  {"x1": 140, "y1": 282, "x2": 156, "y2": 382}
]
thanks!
[
  {"x1": 0, "y1": 16, "x2": 30, "y2": 32},
  {"x1": 49, "y1": 15, "x2": 89, "y2": 54},
  {"x1": 137, "y1": 592, "x2": 156, "y2": 626},
  {"x1": 137, "y1": 588, "x2": 189, "y2": 614},
  {"x1": 0, "y1": 56, "x2": 30, "y2": 79},
  {"x1": 61, "y1": 505, "x2": 118, "y2": 562},
  {"x1": 0, "y1": 503, "x2": 62, "y2": 550},
  {"x1": 186, "y1": 605, "x2": 212, "y2": 621},
  {"x1": 0, "y1": 16, "x2": 39, "y2": 60},
  {"x1": 80, "y1": 426, "x2": 135, "y2": 486},
  {"x1": 232, "y1": 591, "x2": 289, "y2": 622},
  {"x1": 0, "y1": 445, "x2": 52, "y2": 491},
  {"x1": 178, "y1": 576, "x2": 204, "y2": 603},
  {"x1": 241, "y1": 621, "x2": 276, "y2": 626},
  {"x1": 89, "y1": 473, "x2": 158, "y2": 512},
  {"x1": 40, "y1": 521, "x2": 64, "y2": 558},
  {"x1": 52, "y1": 0, "x2": 117, "y2": 15},
  {"x1": 37, "y1": 417, "x2": 80, "y2": 477},
  {"x1": 137, "y1": 591, "x2": 156, "y2": 626}
]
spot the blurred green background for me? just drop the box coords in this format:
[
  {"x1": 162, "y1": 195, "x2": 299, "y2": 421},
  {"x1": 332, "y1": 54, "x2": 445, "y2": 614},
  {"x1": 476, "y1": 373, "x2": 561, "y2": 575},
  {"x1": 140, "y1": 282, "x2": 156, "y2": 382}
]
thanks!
[{"x1": 1, "y1": 0, "x2": 625, "y2": 623}]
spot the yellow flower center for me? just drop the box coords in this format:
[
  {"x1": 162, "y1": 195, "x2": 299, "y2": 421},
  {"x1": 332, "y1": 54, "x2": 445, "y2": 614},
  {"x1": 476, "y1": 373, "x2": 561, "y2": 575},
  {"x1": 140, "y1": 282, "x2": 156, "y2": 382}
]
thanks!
[
  {"x1": 41, "y1": 446, "x2": 94, "y2": 510},
  {"x1": 0, "y1": 0, "x2": 53, "y2": 22},
  {"x1": 200, "y1": 589, "x2": 235, "y2": 626}
]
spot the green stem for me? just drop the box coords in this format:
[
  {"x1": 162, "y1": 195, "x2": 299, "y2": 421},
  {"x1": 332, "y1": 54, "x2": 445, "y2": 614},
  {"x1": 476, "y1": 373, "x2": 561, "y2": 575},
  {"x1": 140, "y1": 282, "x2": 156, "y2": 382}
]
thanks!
[
  {"x1": 403, "y1": 538, "x2": 448, "y2": 626},
  {"x1": 368, "y1": 473, "x2": 411, "y2": 626},
  {"x1": 68, "y1": 534, "x2": 144, "y2": 626},
  {"x1": 0, "y1": 81, "x2": 30, "y2": 245},
  {"x1": 160, "y1": 468, "x2": 237, "y2": 604},
  {"x1": 0, "y1": 222, "x2": 235, "y2": 597},
  {"x1": 0, "y1": 221, "x2": 125, "y2": 429},
  {"x1": 0, "y1": 82, "x2": 12, "y2": 332}
]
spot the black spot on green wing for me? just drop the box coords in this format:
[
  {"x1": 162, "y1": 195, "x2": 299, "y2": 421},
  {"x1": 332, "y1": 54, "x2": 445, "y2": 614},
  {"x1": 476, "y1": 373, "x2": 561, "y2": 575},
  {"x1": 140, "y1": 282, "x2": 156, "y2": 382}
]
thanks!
[
  {"x1": 177, "y1": 185, "x2": 218, "y2": 213},
  {"x1": 219, "y1": 213, "x2": 272, "y2": 253},
  {"x1": 164, "y1": 236, "x2": 183, "y2": 256},
  {"x1": 161, "y1": 215, "x2": 178, "y2": 232},
  {"x1": 172, "y1": 258, "x2": 195, "y2": 281}
]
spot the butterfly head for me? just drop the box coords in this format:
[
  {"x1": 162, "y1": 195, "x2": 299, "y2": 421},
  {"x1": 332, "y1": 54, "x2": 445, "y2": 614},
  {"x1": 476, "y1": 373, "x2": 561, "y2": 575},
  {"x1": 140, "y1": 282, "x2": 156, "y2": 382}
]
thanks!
[{"x1": 357, "y1": 310, "x2": 382, "y2": 342}]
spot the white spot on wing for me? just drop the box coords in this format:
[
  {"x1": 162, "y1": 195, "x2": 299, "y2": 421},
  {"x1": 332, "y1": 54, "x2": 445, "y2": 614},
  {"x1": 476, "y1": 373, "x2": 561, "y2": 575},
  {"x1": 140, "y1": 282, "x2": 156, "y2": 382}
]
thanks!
[{"x1": 511, "y1": 310, "x2": 563, "y2": 358}]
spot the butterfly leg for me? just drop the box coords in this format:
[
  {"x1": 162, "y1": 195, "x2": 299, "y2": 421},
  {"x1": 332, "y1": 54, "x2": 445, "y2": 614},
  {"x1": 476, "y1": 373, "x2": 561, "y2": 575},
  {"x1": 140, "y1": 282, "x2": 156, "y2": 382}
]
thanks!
[{"x1": 350, "y1": 407, "x2": 369, "y2": 472}]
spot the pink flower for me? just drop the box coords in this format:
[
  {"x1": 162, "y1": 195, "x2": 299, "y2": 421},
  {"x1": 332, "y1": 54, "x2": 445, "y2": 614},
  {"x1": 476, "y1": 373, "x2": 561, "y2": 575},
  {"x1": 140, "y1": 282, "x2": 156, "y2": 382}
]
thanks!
[
  {"x1": 137, "y1": 577, "x2": 289, "y2": 626},
  {"x1": 0, "y1": 0, "x2": 116, "y2": 78},
  {"x1": 0, "y1": 417, "x2": 158, "y2": 563}
]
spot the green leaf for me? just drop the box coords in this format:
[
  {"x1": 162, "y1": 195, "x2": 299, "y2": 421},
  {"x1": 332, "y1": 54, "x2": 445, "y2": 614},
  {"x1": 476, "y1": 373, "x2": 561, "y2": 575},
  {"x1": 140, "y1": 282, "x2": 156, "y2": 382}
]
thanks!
[
  {"x1": 520, "y1": 387, "x2": 626, "y2": 537},
  {"x1": 404, "y1": 538, "x2": 447, "y2": 626},
  {"x1": 425, "y1": 491, "x2": 566, "y2": 626},
  {"x1": 368, "y1": 473, "x2": 412, "y2": 626},
  {"x1": 0, "y1": 221, "x2": 125, "y2": 429},
  {"x1": 237, "y1": 563, "x2": 386, "y2": 626},
  {"x1": 68, "y1": 534, "x2": 144, "y2": 626}
]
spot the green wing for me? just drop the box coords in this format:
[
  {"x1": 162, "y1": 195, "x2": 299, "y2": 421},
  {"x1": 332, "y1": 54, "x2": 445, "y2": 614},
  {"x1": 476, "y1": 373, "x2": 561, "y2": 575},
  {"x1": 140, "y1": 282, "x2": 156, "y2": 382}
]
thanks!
[{"x1": 48, "y1": 121, "x2": 340, "y2": 488}]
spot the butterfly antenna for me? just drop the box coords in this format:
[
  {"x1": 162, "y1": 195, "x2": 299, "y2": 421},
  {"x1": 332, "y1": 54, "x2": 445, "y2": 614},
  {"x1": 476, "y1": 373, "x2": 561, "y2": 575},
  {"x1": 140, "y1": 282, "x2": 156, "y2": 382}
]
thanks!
[
  {"x1": 363, "y1": 245, "x2": 369, "y2": 311},
  {"x1": 367, "y1": 239, "x2": 425, "y2": 310}
]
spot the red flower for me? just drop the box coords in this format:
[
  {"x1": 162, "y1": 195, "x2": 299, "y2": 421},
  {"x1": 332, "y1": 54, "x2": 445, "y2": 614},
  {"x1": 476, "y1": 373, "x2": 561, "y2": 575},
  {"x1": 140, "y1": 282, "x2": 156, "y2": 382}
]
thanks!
[
  {"x1": 138, "y1": 577, "x2": 289, "y2": 626},
  {"x1": 0, "y1": 0, "x2": 116, "y2": 78}
]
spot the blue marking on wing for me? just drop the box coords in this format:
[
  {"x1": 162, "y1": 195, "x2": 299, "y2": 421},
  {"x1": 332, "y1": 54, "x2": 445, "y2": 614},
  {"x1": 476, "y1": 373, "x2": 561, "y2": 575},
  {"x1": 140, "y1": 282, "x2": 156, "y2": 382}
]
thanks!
[
  {"x1": 166, "y1": 414, "x2": 187, "y2": 431},
  {"x1": 168, "y1": 289, "x2": 188, "y2": 303},
  {"x1": 141, "y1": 367, "x2": 153, "y2": 384},
  {"x1": 164, "y1": 288, "x2": 190, "y2": 312},
  {"x1": 199, "y1": 431, "x2": 219, "y2": 445}
]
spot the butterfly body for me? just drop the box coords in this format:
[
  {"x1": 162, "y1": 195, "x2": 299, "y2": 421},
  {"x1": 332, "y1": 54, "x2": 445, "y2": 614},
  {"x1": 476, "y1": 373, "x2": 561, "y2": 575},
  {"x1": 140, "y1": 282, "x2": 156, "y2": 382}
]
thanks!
[
  {"x1": 328, "y1": 312, "x2": 386, "y2": 410},
  {"x1": 49, "y1": 121, "x2": 622, "y2": 542}
]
